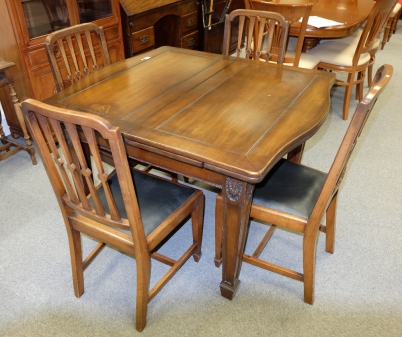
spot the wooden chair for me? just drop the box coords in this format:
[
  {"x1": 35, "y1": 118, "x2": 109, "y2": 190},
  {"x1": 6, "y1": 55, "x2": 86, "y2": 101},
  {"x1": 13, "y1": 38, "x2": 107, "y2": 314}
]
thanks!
[
  {"x1": 214, "y1": 64, "x2": 393, "y2": 304},
  {"x1": 21, "y1": 99, "x2": 204, "y2": 332},
  {"x1": 249, "y1": 1, "x2": 320, "y2": 69},
  {"x1": 222, "y1": 9, "x2": 289, "y2": 64},
  {"x1": 45, "y1": 22, "x2": 111, "y2": 93},
  {"x1": 381, "y1": 2, "x2": 402, "y2": 49},
  {"x1": 307, "y1": 0, "x2": 396, "y2": 120}
]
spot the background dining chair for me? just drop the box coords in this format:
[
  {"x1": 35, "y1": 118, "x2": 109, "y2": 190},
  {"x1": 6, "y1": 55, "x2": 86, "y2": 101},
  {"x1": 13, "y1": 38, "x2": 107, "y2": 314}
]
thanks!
[
  {"x1": 45, "y1": 22, "x2": 111, "y2": 93},
  {"x1": 307, "y1": 0, "x2": 396, "y2": 120},
  {"x1": 381, "y1": 1, "x2": 402, "y2": 49},
  {"x1": 214, "y1": 64, "x2": 393, "y2": 304},
  {"x1": 249, "y1": 1, "x2": 320, "y2": 69},
  {"x1": 21, "y1": 99, "x2": 205, "y2": 332},
  {"x1": 222, "y1": 9, "x2": 289, "y2": 64}
]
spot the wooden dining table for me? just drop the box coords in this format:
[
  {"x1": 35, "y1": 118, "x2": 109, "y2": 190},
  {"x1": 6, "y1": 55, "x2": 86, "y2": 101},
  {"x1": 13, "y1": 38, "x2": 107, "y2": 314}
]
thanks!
[
  {"x1": 44, "y1": 46, "x2": 335, "y2": 300},
  {"x1": 251, "y1": 0, "x2": 375, "y2": 49}
]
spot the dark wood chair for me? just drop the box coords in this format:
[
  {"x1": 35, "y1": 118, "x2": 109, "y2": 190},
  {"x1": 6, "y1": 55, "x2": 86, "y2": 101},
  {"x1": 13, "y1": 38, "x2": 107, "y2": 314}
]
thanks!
[
  {"x1": 214, "y1": 64, "x2": 393, "y2": 304},
  {"x1": 21, "y1": 99, "x2": 204, "y2": 332},
  {"x1": 308, "y1": 0, "x2": 396, "y2": 119},
  {"x1": 222, "y1": 9, "x2": 289, "y2": 64},
  {"x1": 45, "y1": 22, "x2": 111, "y2": 93},
  {"x1": 249, "y1": 1, "x2": 320, "y2": 69}
]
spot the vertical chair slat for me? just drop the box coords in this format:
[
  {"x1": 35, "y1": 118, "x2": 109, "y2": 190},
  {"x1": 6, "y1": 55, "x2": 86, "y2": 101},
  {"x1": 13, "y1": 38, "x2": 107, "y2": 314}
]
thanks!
[
  {"x1": 65, "y1": 35, "x2": 81, "y2": 81},
  {"x1": 82, "y1": 126, "x2": 121, "y2": 221},
  {"x1": 36, "y1": 116, "x2": 79, "y2": 204},
  {"x1": 63, "y1": 122, "x2": 104, "y2": 214},
  {"x1": 74, "y1": 32, "x2": 90, "y2": 75}
]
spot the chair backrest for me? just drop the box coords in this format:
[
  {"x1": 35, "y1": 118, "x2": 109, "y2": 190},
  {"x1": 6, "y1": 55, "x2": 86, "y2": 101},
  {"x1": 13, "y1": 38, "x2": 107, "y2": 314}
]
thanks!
[
  {"x1": 249, "y1": 1, "x2": 313, "y2": 67},
  {"x1": 308, "y1": 64, "x2": 392, "y2": 230},
  {"x1": 222, "y1": 9, "x2": 289, "y2": 64},
  {"x1": 45, "y1": 23, "x2": 111, "y2": 93},
  {"x1": 21, "y1": 98, "x2": 146, "y2": 245},
  {"x1": 352, "y1": 0, "x2": 397, "y2": 66}
]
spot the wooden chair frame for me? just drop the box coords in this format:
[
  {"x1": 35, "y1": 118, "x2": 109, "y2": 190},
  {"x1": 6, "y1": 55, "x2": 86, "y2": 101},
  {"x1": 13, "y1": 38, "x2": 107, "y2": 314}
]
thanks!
[
  {"x1": 249, "y1": 1, "x2": 313, "y2": 68},
  {"x1": 309, "y1": 0, "x2": 396, "y2": 120},
  {"x1": 222, "y1": 9, "x2": 289, "y2": 65},
  {"x1": 45, "y1": 22, "x2": 111, "y2": 93},
  {"x1": 21, "y1": 99, "x2": 204, "y2": 332},
  {"x1": 214, "y1": 64, "x2": 393, "y2": 304}
]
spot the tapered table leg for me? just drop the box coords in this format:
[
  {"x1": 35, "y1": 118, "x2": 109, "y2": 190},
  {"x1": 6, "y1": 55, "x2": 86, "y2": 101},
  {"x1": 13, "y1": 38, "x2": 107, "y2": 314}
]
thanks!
[{"x1": 220, "y1": 177, "x2": 254, "y2": 299}]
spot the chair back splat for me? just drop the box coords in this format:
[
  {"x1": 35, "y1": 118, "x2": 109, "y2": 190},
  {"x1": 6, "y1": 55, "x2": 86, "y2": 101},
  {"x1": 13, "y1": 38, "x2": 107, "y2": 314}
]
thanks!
[
  {"x1": 45, "y1": 23, "x2": 111, "y2": 92},
  {"x1": 214, "y1": 65, "x2": 393, "y2": 305},
  {"x1": 222, "y1": 9, "x2": 289, "y2": 64},
  {"x1": 250, "y1": 1, "x2": 318, "y2": 68},
  {"x1": 21, "y1": 99, "x2": 204, "y2": 332}
]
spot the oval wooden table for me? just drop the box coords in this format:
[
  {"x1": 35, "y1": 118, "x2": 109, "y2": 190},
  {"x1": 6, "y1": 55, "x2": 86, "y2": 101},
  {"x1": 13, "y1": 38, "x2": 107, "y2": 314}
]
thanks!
[{"x1": 251, "y1": 0, "x2": 375, "y2": 49}]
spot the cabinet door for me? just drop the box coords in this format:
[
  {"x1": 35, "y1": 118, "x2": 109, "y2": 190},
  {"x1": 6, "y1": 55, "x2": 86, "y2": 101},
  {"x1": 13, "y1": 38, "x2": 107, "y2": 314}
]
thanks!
[
  {"x1": 20, "y1": 0, "x2": 73, "y2": 40},
  {"x1": 76, "y1": 0, "x2": 114, "y2": 23}
]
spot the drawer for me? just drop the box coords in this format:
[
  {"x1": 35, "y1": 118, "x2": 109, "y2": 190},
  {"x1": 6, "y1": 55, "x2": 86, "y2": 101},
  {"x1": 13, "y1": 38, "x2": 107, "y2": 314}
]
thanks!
[
  {"x1": 180, "y1": 11, "x2": 198, "y2": 35},
  {"x1": 181, "y1": 31, "x2": 198, "y2": 50},
  {"x1": 132, "y1": 26, "x2": 155, "y2": 53}
]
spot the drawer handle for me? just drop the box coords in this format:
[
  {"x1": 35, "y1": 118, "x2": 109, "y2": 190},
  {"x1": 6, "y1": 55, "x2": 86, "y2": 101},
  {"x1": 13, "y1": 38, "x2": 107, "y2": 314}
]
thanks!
[
  {"x1": 186, "y1": 18, "x2": 194, "y2": 28},
  {"x1": 140, "y1": 35, "x2": 149, "y2": 45},
  {"x1": 187, "y1": 38, "x2": 196, "y2": 47}
]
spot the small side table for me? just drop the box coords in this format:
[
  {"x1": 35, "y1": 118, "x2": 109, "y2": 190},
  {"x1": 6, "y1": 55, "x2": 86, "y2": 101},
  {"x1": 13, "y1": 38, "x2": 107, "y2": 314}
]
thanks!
[{"x1": 0, "y1": 58, "x2": 36, "y2": 164}]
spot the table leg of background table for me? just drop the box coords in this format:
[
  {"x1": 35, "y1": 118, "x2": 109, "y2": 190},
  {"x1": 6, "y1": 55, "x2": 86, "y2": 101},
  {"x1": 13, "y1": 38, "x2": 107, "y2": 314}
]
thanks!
[
  {"x1": 220, "y1": 177, "x2": 254, "y2": 299},
  {"x1": 7, "y1": 82, "x2": 37, "y2": 165}
]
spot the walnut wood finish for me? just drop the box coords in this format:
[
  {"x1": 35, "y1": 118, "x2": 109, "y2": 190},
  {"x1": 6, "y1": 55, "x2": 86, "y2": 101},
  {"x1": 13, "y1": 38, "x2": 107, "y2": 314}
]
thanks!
[
  {"x1": 45, "y1": 23, "x2": 111, "y2": 93},
  {"x1": 215, "y1": 64, "x2": 393, "y2": 304},
  {"x1": 43, "y1": 46, "x2": 335, "y2": 300},
  {"x1": 222, "y1": 9, "x2": 289, "y2": 64},
  {"x1": 21, "y1": 98, "x2": 204, "y2": 332}
]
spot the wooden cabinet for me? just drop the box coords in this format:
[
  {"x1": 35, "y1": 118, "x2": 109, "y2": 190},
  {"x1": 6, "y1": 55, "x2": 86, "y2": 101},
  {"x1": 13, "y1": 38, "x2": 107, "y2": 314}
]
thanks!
[
  {"x1": 120, "y1": 0, "x2": 199, "y2": 58},
  {"x1": 0, "y1": 0, "x2": 124, "y2": 138}
]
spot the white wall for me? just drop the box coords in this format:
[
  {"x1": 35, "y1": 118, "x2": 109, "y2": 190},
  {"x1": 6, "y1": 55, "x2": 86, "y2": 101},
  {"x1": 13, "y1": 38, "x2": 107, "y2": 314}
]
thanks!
[{"x1": 0, "y1": 102, "x2": 11, "y2": 136}]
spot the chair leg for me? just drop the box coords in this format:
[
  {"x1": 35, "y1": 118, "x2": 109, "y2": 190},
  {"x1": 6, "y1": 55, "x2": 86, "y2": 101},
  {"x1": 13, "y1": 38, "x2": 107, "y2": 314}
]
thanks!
[
  {"x1": 325, "y1": 191, "x2": 338, "y2": 254},
  {"x1": 214, "y1": 193, "x2": 223, "y2": 268},
  {"x1": 302, "y1": 223, "x2": 321, "y2": 305},
  {"x1": 342, "y1": 73, "x2": 354, "y2": 120},
  {"x1": 368, "y1": 60, "x2": 374, "y2": 88},
  {"x1": 192, "y1": 193, "x2": 205, "y2": 262},
  {"x1": 135, "y1": 256, "x2": 151, "y2": 332},
  {"x1": 68, "y1": 226, "x2": 85, "y2": 298}
]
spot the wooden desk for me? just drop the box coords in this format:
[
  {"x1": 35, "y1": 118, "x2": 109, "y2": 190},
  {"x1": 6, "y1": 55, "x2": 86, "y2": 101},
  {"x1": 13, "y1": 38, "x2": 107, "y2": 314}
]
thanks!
[{"x1": 44, "y1": 46, "x2": 335, "y2": 299}]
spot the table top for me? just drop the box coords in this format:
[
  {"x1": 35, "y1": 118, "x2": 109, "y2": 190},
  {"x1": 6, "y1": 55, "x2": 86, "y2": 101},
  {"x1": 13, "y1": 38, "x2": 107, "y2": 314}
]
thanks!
[
  {"x1": 254, "y1": 0, "x2": 375, "y2": 38},
  {"x1": 44, "y1": 46, "x2": 335, "y2": 183}
]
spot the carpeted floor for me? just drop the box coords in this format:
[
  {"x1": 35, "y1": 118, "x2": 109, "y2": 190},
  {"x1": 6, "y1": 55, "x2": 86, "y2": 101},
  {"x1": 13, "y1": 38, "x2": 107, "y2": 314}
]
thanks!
[{"x1": 1, "y1": 22, "x2": 401, "y2": 337}]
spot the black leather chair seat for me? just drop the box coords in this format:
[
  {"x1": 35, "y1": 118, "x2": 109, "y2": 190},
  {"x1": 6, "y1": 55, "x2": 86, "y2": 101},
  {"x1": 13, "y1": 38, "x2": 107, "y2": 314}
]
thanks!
[
  {"x1": 253, "y1": 158, "x2": 327, "y2": 219},
  {"x1": 92, "y1": 169, "x2": 197, "y2": 236}
]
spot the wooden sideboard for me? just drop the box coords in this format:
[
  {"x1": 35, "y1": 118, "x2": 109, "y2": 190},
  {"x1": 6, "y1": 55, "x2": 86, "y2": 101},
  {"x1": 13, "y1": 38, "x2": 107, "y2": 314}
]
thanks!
[
  {"x1": 120, "y1": 0, "x2": 200, "y2": 58},
  {"x1": 0, "y1": 0, "x2": 125, "y2": 138}
]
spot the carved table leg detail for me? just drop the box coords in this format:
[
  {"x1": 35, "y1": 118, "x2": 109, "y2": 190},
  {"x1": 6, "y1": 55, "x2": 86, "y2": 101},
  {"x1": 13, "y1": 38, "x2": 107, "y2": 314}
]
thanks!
[{"x1": 220, "y1": 177, "x2": 254, "y2": 299}]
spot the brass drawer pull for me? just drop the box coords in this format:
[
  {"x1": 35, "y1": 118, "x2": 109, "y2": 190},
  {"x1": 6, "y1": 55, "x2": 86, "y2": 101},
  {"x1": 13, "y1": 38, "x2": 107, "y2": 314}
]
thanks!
[
  {"x1": 187, "y1": 38, "x2": 196, "y2": 47},
  {"x1": 186, "y1": 18, "x2": 194, "y2": 28},
  {"x1": 140, "y1": 35, "x2": 149, "y2": 44}
]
